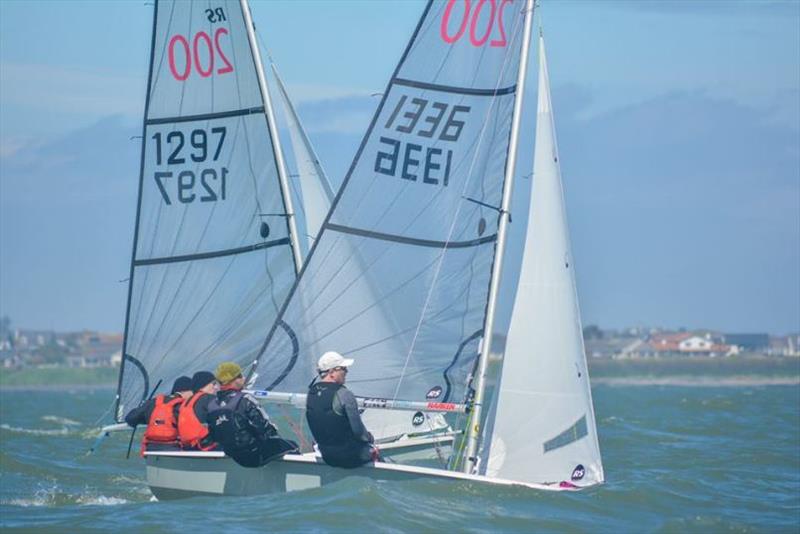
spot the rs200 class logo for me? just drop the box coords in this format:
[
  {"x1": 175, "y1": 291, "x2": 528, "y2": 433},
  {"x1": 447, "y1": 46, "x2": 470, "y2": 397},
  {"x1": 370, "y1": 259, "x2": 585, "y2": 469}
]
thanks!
[
  {"x1": 426, "y1": 386, "x2": 443, "y2": 399},
  {"x1": 571, "y1": 464, "x2": 585, "y2": 481}
]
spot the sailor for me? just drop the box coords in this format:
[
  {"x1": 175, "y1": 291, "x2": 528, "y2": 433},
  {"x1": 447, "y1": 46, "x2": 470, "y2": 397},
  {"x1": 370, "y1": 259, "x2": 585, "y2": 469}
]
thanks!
[
  {"x1": 306, "y1": 352, "x2": 378, "y2": 468},
  {"x1": 207, "y1": 362, "x2": 299, "y2": 467},
  {"x1": 177, "y1": 371, "x2": 220, "y2": 451},
  {"x1": 124, "y1": 375, "x2": 192, "y2": 455}
]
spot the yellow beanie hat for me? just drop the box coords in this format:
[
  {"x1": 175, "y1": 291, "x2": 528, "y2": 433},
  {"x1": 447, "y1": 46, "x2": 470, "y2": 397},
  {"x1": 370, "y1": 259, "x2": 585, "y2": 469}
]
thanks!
[{"x1": 215, "y1": 362, "x2": 243, "y2": 385}]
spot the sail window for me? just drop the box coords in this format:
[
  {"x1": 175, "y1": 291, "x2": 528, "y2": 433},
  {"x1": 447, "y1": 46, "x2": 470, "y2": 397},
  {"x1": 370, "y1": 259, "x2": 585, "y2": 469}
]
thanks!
[{"x1": 543, "y1": 415, "x2": 588, "y2": 453}]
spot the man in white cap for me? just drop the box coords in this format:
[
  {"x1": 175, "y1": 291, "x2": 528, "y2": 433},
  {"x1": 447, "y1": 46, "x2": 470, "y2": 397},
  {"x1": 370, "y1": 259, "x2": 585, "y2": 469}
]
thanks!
[{"x1": 305, "y1": 351, "x2": 377, "y2": 468}]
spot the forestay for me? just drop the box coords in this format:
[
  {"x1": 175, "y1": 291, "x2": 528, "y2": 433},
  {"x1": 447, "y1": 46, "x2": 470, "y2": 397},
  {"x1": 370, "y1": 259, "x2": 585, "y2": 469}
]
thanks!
[
  {"x1": 254, "y1": 0, "x2": 529, "y2": 413},
  {"x1": 483, "y1": 34, "x2": 604, "y2": 486},
  {"x1": 115, "y1": 0, "x2": 297, "y2": 418}
]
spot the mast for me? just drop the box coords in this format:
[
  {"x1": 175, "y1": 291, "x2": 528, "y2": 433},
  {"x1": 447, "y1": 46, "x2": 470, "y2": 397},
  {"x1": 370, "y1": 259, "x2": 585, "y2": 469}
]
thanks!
[
  {"x1": 462, "y1": 0, "x2": 536, "y2": 474},
  {"x1": 240, "y1": 0, "x2": 303, "y2": 274}
]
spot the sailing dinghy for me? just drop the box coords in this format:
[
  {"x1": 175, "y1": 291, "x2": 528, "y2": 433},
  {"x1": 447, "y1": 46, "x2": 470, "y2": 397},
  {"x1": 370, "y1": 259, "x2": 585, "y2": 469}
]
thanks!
[{"x1": 103, "y1": 0, "x2": 603, "y2": 499}]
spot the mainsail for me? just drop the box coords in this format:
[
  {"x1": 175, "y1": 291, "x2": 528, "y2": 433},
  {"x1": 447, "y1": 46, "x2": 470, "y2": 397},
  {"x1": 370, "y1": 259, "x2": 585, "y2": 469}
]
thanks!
[
  {"x1": 483, "y1": 33, "x2": 604, "y2": 486},
  {"x1": 268, "y1": 62, "x2": 447, "y2": 441},
  {"x1": 254, "y1": 0, "x2": 530, "y2": 430},
  {"x1": 115, "y1": 0, "x2": 299, "y2": 418}
]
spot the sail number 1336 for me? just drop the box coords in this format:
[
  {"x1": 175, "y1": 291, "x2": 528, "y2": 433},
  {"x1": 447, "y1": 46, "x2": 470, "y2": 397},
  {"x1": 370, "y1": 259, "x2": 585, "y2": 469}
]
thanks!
[{"x1": 151, "y1": 127, "x2": 228, "y2": 205}]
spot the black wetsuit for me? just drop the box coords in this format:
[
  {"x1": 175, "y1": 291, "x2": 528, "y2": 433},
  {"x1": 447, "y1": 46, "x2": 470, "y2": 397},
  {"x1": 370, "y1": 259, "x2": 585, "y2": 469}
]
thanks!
[
  {"x1": 306, "y1": 382, "x2": 375, "y2": 468},
  {"x1": 207, "y1": 388, "x2": 298, "y2": 467}
]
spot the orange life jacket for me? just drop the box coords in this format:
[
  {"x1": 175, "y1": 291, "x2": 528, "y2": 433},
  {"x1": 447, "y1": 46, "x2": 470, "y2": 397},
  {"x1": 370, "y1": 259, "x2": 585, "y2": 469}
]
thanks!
[
  {"x1": 141, "y1": 394, "x2": 182, "y2": 456},
  {"x1": 178, "y1": 392, "x2": 214, "y2": 450}
]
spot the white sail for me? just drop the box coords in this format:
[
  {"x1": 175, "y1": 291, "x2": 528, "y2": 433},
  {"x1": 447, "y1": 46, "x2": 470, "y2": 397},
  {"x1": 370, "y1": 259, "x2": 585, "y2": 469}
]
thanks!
[
  {"x1": 115, "y1": 0, "x2": 298, "y2": 417},
  {"x1": 270, "y1": 61, "x2": 450, "y2": 441},
  {"x1": 270, "y1": 63, "x2": 335, "y2": 257},
  {"x1": 254, "y1": 0, "x2": 529, "y2": 419},
  {"x1": 484, "y1": 33, "x2": 603, "y2": 486}
]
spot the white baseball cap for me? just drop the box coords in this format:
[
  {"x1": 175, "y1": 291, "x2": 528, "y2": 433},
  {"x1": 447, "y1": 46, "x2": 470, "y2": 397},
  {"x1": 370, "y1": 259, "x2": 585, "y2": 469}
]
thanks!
[{"x1": 317, "y1": 351, "x2": 354, "y2": 372}]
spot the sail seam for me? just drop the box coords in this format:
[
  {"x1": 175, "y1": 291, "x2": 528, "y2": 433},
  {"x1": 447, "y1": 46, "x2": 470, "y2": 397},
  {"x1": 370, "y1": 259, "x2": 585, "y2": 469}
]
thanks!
[
  {"x1": 392, "y1": 78, "x2": 516, "y2": 96},
  {"x1": 325, "y1": 223, "x2": 497, "y2": 249},
  {"x1": 134, "y1": 238, "x2": 290, "y2": 266},
  {"x1": 145, "y1": 106, "x2": 266, "y2": 125}
]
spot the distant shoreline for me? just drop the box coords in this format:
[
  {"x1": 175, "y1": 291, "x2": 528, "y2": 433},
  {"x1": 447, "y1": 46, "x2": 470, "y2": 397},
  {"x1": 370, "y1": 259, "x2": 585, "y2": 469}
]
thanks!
[
  {"x1": 0, "y1": 384, "x2": 116, "y2": 392},
  {"x1": 1, "y1": 379, "x2": 797, "y2": 391},
  {"x1": 1, "y1": 356, "x2": 798, "y2": 390},
  {"x1": 592, "y1": 376, "x2": 800, "y2": 387}
]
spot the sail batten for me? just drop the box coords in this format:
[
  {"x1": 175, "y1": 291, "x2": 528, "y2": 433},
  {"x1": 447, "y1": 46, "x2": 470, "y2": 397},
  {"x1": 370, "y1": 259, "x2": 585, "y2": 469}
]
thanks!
[{"x1": 392, "y1": 78, "x2": 517, "y2": 96}]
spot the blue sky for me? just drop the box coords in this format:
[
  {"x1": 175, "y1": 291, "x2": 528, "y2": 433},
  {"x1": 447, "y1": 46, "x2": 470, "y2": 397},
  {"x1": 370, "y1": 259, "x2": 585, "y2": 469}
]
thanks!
[{"x1": 1, "y1": 0, "x2": 798, "y2": 334}]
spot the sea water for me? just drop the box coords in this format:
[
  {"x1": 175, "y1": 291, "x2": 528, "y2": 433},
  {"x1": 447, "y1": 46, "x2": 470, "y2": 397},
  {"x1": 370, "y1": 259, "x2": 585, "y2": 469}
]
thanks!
[{"x1": 1, "y1": 384, "x2": 798, "y2": 532}]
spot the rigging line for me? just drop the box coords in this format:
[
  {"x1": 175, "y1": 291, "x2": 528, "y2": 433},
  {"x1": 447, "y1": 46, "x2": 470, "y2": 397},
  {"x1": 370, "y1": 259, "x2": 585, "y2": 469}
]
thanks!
[
  {"x1": 391, "y1": 9, "x2": 527, "y2": 405},
  {"x1": 278, "y1": 404, "x2": 310, "y2": 451},
  {"x1": 92, "y1": 398, "x2": 117, "y2": 427}
]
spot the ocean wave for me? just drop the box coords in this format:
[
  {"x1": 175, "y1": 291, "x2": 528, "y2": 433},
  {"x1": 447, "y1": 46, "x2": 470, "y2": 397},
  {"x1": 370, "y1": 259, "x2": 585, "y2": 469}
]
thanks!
[
  {"x1": 76, "y1": 495, "x2": 129, "y2": 506},
  {"x1": 592, "y1": 376, "x2": 800, "y2": 387},
  {"x1": 41, "y1": 415, "x2": 82, "y2": 426},
  {"x1": 1, "y1": 482, "x2": 129, "y2": 508},
  {"x1": 2, "y1": 495, "x2": 129, "y2": 507},
  {"x1": 0, "y1": 424, "x2": 70, "y2": 436}
]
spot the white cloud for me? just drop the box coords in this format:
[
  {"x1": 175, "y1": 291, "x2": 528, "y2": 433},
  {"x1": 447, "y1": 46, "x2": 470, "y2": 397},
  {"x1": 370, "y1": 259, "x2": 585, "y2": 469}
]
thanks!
[{"x1": 0, "y1": 61, "x2": 144, "y2": 119}]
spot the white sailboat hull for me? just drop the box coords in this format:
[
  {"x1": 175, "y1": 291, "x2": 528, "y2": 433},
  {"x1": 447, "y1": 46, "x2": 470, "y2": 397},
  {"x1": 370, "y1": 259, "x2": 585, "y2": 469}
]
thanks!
[{"x1": 144, "y1": 448, "x2": 572, "y2": 500}]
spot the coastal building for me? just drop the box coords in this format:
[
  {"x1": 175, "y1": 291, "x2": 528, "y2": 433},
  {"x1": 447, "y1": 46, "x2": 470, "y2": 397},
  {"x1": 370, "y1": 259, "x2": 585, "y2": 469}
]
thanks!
[
  {"x1": 644, "y1": 332, "x2": 736, "y2": 357},
  {"x1": 723, "y1": 333, "x2": 769, "y2": 352}
]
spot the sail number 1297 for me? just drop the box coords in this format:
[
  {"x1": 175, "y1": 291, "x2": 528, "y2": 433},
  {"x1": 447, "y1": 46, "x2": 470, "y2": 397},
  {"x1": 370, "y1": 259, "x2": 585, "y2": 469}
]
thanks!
[{"x1": 151, "y1": 127, "x2": 228, "y2": 205}]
